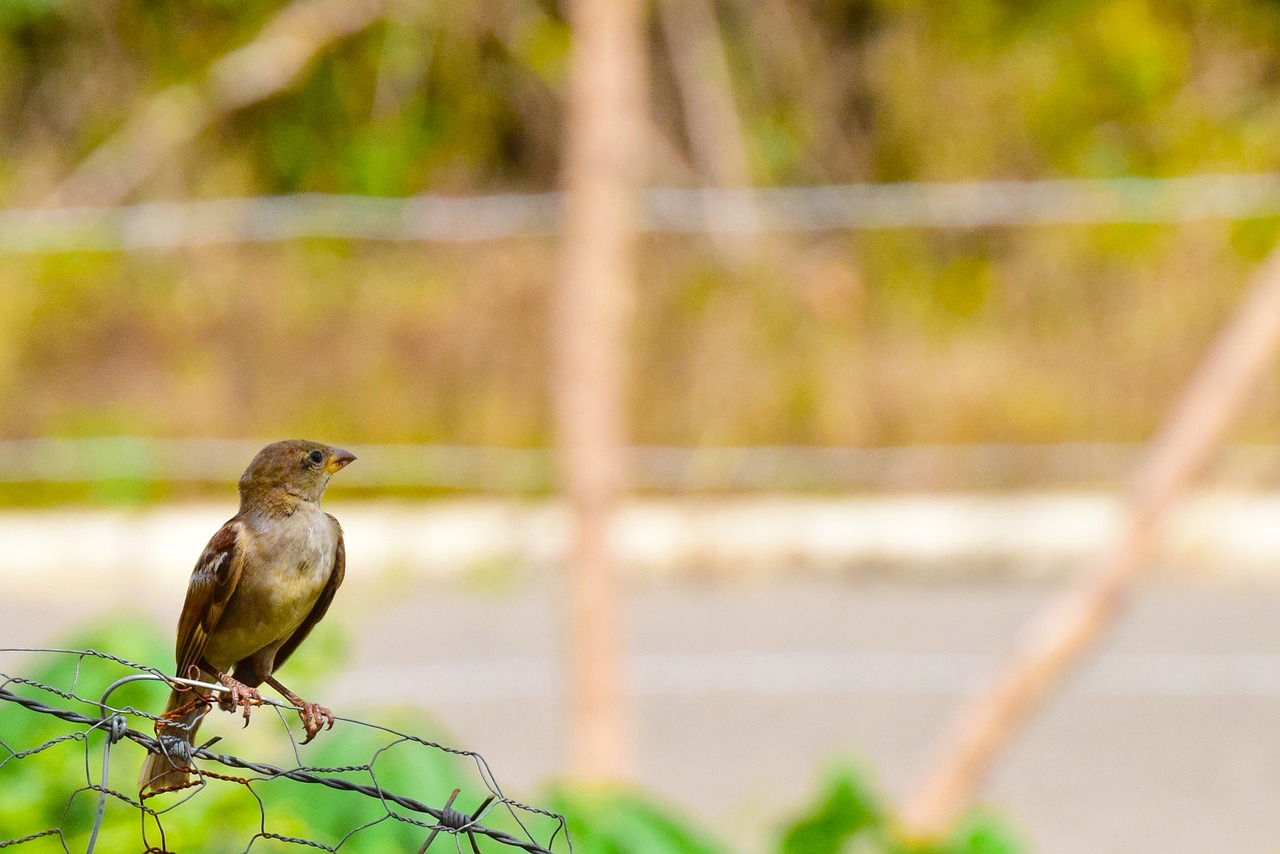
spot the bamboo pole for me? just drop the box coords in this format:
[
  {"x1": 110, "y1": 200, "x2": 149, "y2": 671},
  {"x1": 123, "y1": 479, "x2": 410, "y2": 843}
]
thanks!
[
  {"x1": 553, "y1": 0, "x2": 646, "y2": 781},
  {"x1": 903, "y1": 246, "x2": 1280, "y2": 835}
]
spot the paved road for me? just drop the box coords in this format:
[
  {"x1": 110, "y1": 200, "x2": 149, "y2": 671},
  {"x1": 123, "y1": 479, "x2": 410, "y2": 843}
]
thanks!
[{"x1": 5, "y1": 578, "x2": 1280, "y2": 854}]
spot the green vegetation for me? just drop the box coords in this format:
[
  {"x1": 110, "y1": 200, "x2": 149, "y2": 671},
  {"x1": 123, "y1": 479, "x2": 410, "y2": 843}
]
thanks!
[
  {"x1": 0, "y1": 620, "x2": 1022, "y2": 853},
  {"x1": 548, "y1": 769, "x2": 1020, "y2": 854},
  {"x1": 3, "y1": 1, "x2": 1280, "y2": 475},
  {"x1": 7, "y1": 1, "x2": 1277, "y2": 193}
]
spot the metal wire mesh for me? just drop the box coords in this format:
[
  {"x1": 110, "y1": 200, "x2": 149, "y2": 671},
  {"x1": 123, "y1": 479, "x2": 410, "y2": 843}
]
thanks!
[{"x1": 0, "y1": 647, "x2": 570, "y2": 854}]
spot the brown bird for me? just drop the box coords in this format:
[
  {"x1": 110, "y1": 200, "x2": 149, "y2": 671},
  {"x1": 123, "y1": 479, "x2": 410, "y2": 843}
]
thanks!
[{"x1": 139, "y1": 439, "x2": 355, "y2": 793}]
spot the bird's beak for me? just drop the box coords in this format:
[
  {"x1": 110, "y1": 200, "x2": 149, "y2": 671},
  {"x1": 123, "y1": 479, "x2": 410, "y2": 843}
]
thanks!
[{"x1": 326, "y1": 448, "x2": 357, "y2": 474}]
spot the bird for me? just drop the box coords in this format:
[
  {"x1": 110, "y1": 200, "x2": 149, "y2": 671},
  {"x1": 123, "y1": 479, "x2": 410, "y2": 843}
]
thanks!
[{"x1": 139, "y1": 439, "x2": 356, "y2": 794}]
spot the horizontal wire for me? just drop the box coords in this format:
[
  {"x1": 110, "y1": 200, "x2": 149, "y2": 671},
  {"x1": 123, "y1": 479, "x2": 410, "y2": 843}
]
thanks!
[
  {"x1": 0, "y1": 437, "x2": 1275, "y2": 490},
  {"x1": 3, "y1": 173, "x2": 1280, "y2": 252}
]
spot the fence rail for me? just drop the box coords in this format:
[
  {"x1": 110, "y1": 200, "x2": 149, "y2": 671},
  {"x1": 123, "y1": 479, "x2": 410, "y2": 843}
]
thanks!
[
  {"x1": 0, "y1": 437, "x2": 1276, "y2": 492},
  {"x1": 6, "y1": 173, "x2": 1280, "y2": 252}
]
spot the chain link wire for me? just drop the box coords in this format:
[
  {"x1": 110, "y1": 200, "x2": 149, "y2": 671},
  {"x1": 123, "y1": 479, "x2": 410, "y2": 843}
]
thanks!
[{"x1": 0, "y1": 648, "x2": 570, "y2": 854}]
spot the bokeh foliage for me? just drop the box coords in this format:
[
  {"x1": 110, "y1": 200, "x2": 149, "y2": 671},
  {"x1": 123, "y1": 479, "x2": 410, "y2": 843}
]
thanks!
[
  {"x1": 7, "y1": 0, "x2": 1280, "y2": 193},
  {"x1": 3, "y1": 1, "x2": 1280, "y2": 460}
]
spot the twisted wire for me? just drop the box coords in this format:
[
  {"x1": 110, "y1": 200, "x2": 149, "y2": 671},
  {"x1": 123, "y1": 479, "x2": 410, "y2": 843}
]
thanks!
[{"x1": 0, "y1": 648, "x2": 570, "y2": 854}]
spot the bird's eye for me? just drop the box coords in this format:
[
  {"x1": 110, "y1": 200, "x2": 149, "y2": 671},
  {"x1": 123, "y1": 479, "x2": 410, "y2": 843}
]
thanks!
[{"x1": 307, "y1": 450, "x2": 325, "y2": 465}]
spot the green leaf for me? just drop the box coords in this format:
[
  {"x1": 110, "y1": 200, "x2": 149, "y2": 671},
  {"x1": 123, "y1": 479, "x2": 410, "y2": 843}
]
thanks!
[
  {"x1": 547, "y1": 784, "x2": 727, "y2": 854},
  {"x1": 777, "y1": 767, "x2": 884, "y2": 854}
]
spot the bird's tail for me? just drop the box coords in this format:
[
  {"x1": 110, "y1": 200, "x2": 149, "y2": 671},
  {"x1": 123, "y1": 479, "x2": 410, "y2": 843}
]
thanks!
[{"x1": 138, "y1": 685, "x2": 209, "y2": 794}]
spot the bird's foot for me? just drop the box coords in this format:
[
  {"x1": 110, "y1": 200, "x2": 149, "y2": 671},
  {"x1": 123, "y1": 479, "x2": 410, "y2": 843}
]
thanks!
[
  {"x1": 215, "y1": 675, "x2": 263, "y2": 727},
  {"x1": 296, "y1": 701, "x2": 335, "y2": 744},
  {"x1": 262, "y1": 676, "x2": 334, "y2": 744}
]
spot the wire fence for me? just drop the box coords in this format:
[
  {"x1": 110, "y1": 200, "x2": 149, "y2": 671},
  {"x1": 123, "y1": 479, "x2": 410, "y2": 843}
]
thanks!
[
  {"x1": 6, "y1": 173, "x2": 1280, "y2": 252},
  {"x1": 0, "y1": 647, "x2": 570, "y2": 854},
  {"x1": 0, "y1": 437, "x2": 1278, "y2": 492}
]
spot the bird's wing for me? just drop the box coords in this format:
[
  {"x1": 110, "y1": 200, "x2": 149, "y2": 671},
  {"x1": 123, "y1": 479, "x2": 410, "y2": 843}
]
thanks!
[
  {"x1": 175, "y1": 519, "x2": 246, "y2": 678},
  {"x1": 271, "y1": 515, "x2": 346, "y2": 674}
]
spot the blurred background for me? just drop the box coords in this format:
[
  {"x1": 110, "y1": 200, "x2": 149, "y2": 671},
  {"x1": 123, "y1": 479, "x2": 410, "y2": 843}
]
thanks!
[{"x1": 5, "y1": 1, "x2": 1280, "y2": 852}]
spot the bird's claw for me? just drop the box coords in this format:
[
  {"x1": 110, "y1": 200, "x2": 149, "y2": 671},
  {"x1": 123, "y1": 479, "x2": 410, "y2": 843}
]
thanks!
[
  {"x1": 215, "y1": 677, "x2": 263, "y2": 727},
  {"x1": 298, "y1": 702, "x2": 335, "y2": 744}
]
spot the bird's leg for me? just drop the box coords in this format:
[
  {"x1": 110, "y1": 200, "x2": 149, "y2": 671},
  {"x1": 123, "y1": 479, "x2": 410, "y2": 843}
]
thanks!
[
  {"x1": 199, "y1": 661, "x2": 263, "y2": 727},
  {"x1": 264, "y1": 675, "x2": 335, "y2": 744}
]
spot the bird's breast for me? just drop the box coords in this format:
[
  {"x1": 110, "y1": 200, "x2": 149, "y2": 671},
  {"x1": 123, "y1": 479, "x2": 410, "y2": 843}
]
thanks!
[
  {"x1": 242, "y1": 509, "x2": 337, "y2": 605},
  {"x1": 204, "y1": 507, "x2": 338, "y2": 668}
]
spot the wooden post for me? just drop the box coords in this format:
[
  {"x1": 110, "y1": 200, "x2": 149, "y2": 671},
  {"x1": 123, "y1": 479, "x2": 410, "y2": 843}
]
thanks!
[
  {"x1": 554, "y1": 0, "x2": 646, "y2": 781},
  {"x1": 903, "y1": 246, "x2": 1280, "y2": 835}
]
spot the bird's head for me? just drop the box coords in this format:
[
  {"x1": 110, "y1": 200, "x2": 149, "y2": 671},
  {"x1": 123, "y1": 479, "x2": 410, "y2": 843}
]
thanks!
[{"x1": 238, "y1": 439, "x2": 357, "y2": 510}]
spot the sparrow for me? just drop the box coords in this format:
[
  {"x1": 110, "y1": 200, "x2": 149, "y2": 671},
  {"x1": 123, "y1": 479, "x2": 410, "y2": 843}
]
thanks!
[{"x1": 139, "y1": 439, "x2": 355, "y2": 793}]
